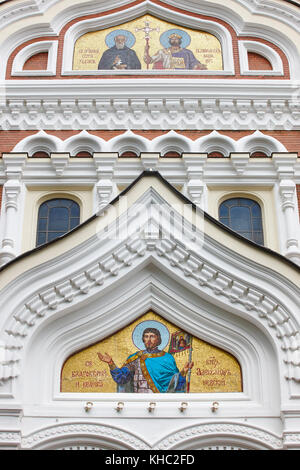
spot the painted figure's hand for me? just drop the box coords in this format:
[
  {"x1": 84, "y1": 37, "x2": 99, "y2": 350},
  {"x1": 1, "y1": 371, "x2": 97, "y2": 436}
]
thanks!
[
  {"x1": 181, "y1": 361, "x2": 194, "y2": 376},
  {"x1": 97, "y1": 352, "x2": 113, "y2": 364}
]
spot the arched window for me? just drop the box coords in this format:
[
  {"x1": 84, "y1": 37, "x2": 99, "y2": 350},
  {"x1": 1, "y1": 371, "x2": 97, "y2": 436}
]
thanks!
[
  {"x1": 219, "y1": 198, "x2": 264, "y2": 245},
  {"x1": 36, "y1": 198, "x2": 80, "y2": 246}
]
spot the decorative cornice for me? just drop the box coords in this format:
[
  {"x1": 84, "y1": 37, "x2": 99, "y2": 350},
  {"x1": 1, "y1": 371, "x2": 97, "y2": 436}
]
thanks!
[{"x1": 2, "y1": 94, "x2": 300, "y2": 131}]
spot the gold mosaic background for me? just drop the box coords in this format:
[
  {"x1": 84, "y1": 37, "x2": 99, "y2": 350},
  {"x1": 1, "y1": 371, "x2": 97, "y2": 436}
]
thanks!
[
  {"x1": 61, "y1": 311, "x2": 242, "y2": 393},
  {"x1": 73, "y1": 14, "x2": 223, "y2": 71}
]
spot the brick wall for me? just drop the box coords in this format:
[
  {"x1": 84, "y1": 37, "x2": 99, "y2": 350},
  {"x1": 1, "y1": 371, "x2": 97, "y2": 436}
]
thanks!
[
  {"x1": 248, "y1": 52, "x2": 273, "y2": 71},
  {"x1": 23, "y1": 52, "x2": 48, "y2": 70}
]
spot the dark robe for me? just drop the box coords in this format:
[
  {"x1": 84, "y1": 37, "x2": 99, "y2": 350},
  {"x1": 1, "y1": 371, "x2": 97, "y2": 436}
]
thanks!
[{"x1": 98, "y1": 46, "x2": 141, "y2": 70}]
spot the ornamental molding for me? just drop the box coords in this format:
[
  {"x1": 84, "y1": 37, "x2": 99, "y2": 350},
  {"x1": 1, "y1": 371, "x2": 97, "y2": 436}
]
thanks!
[
  {"x1": 283, "y1": 432, "x2": 300, "y2": 447},
  {"x1": 1, "y1": 0, "x2": 300, "y2": 37},
  {"x1": 2, "y1": 95, "x2": 300, "y2": 131},
  {"x1": 19, "y1": 420, "x2": 285, "y2": 449},
  {"x1": 0, "y1": 430, "x2": 21, "y2": 444},
  {"x1": 155, "y1": 421, "x2": 283, "y2": 449},
  {"x1": 0, "y1": 186, "x2": 299, "y2": 387},
  {"x1": 21, "y1": 422, "x2": 151, "y2": 449},
  {"x1": 10, "y1": 129, "x2": 288, "y2": 156}
]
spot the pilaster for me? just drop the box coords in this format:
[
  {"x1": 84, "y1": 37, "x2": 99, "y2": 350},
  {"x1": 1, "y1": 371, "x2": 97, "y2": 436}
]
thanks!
[
  {"x1": 273, "y1": 153, "x2": 300, "y2": 266},
  {"x1": 0, "y1": 154, "x2": 27, "y2": 267}
]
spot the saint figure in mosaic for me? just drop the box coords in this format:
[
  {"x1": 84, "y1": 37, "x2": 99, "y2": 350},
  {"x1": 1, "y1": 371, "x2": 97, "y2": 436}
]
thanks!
[
  {"x1": 144, "y1": 30, "x2": 207, "y2": 70},
  {"x1": 97, "y1": 322, "x2": 194, "y2": 393},
  {"x1": 98, "y1": 30, "x2": 141, "y2": 70}
]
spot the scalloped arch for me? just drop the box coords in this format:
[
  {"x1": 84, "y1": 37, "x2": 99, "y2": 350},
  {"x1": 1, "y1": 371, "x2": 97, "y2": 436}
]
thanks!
[
  {"x1": 237, "y1": 131, "x2": 287, "y2": 154},
  {"x1": 13, "y1": 131, "x2": 63, "y2": 155}
]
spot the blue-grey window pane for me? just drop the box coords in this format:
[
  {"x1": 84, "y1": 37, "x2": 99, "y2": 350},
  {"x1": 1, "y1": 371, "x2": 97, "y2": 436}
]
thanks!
[
  {"x1": 38, "y1": 204, "x2": 48, "y2": 217},
  {"x1": 38, "y1": 218, "x2": 47, "y2": 231},
  {"x1": 70, "y1": 217, "x2": 80, "y2": 229},
  {"x1": 230, "y1": 207, "x2": 251, "y2": 231},
  {"x1": 37, "y1": 232, "x2": 46, "y2": 246},
  {"x1": 220, "y1": 217, "x2": 229, "y2": 226},
  {"x1": 48, "y1": 199, "x2": 67, "y2": 208},
  {"x1": 241, "y1": 232, "x2": 252, "y2": 240},
  {"x1": 47, "y1": 232, "x2": 64, "y2": 241},
  {"x1": 252, "y1": 218, "x2": 263, "y2": 231},
  {"x1": 48, "y1": 207, "x2": 69, "y2": 231},
  {"x1": 70, "y1": 204, "x2": 80, "y2": 217},
  {"x1": 251, "y1": 204, "x2": 262, "y2": 217},
  {"x1": 37, "y1": 198, "x2": 81, "y2": 247},
  {"x1": 219, "y1": 198, "x2": 264, "y2": 246},
  {"x1": 48, "y1": 199, "x2": 59, "y2": 208},
  {"x1": 219, "y1": 204, "x2": 229, "y2": 218}
]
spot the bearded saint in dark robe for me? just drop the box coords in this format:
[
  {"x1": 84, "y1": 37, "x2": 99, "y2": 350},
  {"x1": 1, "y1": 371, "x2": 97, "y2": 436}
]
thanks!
[{"x1": 98, "y1": 34, "x2": 141, "y2": 70}]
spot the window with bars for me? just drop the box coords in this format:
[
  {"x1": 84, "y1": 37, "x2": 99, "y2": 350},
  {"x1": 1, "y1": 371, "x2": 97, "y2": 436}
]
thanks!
[
  {"x1": 219, "y1": 197, "x2": 264, "y2": 246},
  {"x1": 36, "y1": 198, "x2": 80, "y2": 247}
]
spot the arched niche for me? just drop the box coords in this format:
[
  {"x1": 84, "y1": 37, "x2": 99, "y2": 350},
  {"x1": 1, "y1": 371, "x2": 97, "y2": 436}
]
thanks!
[
  {"x1": 61, "y1": 5, "x2": 234, "y2": 75},
  {"x1": 19, "y1": 265, "x2": 280, "y2": 413}
]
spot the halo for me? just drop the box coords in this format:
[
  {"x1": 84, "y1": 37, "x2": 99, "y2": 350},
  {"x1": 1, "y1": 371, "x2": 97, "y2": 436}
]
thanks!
[
  {"x1": 132, "y1": 320, "x2": 170, "y2": 351},
  {"x1": 159, "y1": 29, "x2": 191, "y2": 49},
  {"x1": 105, "y1": 29, "x2": 136, "y2": 49}
]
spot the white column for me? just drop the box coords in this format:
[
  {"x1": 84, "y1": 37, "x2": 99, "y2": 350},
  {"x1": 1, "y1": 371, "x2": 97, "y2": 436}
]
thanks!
[
  {"x1": 0, "y1": 155, "x2": 27, "y2": 266},
  {"x1": 273, "y1": 154, "x2": 300, "y2": 266}
]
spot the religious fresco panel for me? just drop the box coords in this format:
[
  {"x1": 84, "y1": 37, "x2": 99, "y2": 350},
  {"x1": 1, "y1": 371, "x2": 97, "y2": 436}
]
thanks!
[
  {"x1": 61, "y1": 311, "x2": 242, "y2": 393},
  {"x1": 73, "y1": 15, "x2": 223, "y2": 71}
]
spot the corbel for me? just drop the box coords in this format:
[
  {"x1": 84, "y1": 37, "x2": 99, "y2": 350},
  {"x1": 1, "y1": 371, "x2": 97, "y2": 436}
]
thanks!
[
  {"x1": 230, "y1": 153, "x2": 250, "y2": 175},
  {"x1": 93, "y1": 153, "x2": 118, "y2": 212},
  {"x1": 50, "y1": 153, "x2": 70, "y2": 177},
  {"x1": 182, "y1": 153, "x2": 207, "y2": 206},
  {"x1": 140, "y1": 153, "x2": 160, "y2": 171}
]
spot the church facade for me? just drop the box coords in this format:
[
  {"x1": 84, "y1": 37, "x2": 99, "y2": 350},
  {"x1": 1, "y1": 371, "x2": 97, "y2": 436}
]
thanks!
[{"x1": 0, "y1": 0, "x2": 300, "y2": 450}]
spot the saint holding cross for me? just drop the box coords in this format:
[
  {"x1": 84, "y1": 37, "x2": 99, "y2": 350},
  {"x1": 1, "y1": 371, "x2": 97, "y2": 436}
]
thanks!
[{"x1": 144, "y1": 28, "x2": 207, "y2": 71}]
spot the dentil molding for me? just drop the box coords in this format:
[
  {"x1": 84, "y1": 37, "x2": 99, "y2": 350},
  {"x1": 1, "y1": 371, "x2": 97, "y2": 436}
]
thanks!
[{"x1": 2, "y1": 95, "x2": 300, "y2": 131}]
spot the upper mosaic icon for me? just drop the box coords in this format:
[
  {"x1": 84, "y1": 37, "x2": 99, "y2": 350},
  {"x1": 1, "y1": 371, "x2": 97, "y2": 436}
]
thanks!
[{"x1": 73, "y1": 15, "x2": 223, "y2": 71}]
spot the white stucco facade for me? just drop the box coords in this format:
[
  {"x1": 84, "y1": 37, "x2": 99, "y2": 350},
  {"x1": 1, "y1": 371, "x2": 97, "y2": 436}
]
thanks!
[{"x1": 0, "y1": 0, "x2": 300, "y2": 451}]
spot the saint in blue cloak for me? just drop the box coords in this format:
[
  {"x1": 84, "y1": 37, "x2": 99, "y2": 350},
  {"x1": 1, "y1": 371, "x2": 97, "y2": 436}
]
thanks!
[{"x1": 110, "y1": 349, "x2": 186, "y2": 393}]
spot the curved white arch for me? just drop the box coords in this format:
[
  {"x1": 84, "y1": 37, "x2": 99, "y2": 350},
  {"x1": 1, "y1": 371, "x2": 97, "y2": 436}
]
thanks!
[
  {"x1": 63, "y1": 130, "x2": 105, "y2": 155},
  {"x1": 155, "y1": 421, "x2": 282, "y2": 450},
  {"x1": 196, "y1": 131, "x2": 237, "y2": 155},
  {"x1": 108, "y1": 130, "x2": 149, "y2": 155},
  {"x1": 21, "y1": 421, "x2": 150, "y2": 450},
  {"x1": 11, "y1": 40, "x2": 58, "y2": 76},
  {"x1": 13, "y1": 130, "x2": 63, "y2": 155},
  {"x1": 152, "y1": 130, "x2": 194, "y2": 154},
  {"x1": 239, "y1": 40, "x2": 284, "y2": 75},
  {"x1": 237, "y1": 130, "x2": 287, "y2": 154}
]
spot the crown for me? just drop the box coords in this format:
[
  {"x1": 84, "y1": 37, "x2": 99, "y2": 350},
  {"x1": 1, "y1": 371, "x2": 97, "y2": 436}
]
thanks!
[{"x1": 169, "y1": 33, "x2": 182, "y2": 40}]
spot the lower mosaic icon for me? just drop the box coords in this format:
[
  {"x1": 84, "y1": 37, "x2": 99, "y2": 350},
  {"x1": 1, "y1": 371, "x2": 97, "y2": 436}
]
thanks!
[{"x1": 61, "y1": 311, "x2": 242, "y2": 394}]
